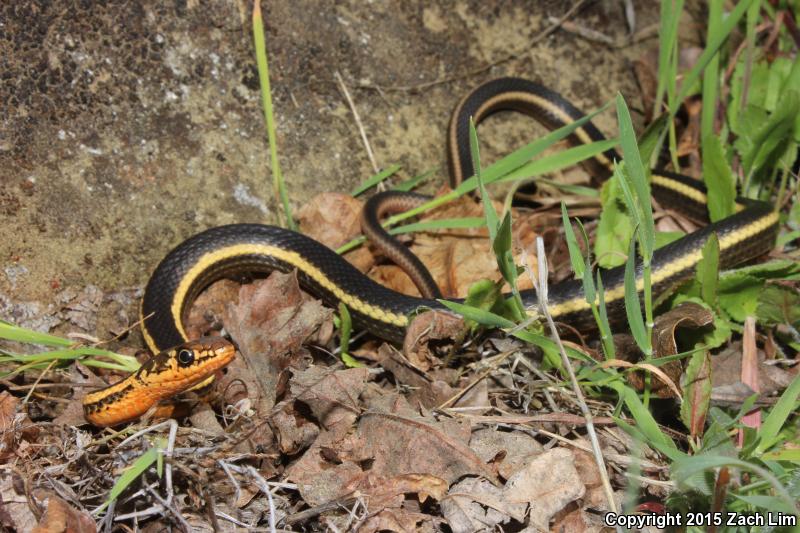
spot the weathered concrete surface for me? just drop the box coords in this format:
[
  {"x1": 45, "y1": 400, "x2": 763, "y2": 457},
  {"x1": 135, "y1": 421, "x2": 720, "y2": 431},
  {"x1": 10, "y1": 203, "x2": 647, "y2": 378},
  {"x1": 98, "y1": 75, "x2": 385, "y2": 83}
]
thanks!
[{"x1": 0, "y1": 0, "x2": 676, "y2": 335}]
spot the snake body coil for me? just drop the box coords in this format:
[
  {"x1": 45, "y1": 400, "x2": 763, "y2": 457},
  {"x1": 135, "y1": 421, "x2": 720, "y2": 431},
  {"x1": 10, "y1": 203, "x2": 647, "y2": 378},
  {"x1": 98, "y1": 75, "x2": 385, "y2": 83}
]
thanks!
[{"x1": 84, "y1": 78, "x2": 779, "y2": 426}]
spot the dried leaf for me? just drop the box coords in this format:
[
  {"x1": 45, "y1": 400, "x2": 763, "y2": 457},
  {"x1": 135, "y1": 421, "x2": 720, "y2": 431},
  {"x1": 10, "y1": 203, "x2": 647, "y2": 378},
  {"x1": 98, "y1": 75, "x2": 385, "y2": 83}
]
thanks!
[
  {"x1": 31, "y1": 494, "x2": 95, "y2": 533},
  {"x1": 403, "y1": 310, "x2": 464, "y2": 370},
  {"x1": 297, "y1": 193, "x2": 364, "y2": 249},
  {"x1": 468, "y1": 428, "x2": 543, "y2": 480},
  {"x1": 223, "y1": 273, "x2": 333, "y2": 414},
  {"x1": 441, "y1": 477, "x2": 526, "y2": 533},
  {"x1": 620, "y1": 302, "x2": 713, "y2": 398},
  {"x1": 503, "y1": 448, "x2": 585, "y2": 530}
]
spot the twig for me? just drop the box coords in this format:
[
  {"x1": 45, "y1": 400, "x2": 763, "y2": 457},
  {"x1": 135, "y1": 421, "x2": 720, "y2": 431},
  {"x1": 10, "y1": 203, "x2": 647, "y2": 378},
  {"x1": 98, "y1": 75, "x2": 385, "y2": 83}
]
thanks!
[
  {"x1": 528, "y1": 237, "x2": 619, "y2": 516},
  {"x1": 245, "y1": 466, "x2": 278, "y2": 533},
  {"x1": 335, "y1": 71, "x2": 379, "y2": 174}
]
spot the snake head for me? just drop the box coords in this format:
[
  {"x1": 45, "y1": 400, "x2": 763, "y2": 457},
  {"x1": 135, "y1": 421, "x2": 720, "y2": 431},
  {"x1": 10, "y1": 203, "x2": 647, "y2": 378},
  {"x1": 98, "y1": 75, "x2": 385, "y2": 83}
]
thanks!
[
  {"x1": 134, "y1": 336, "x2": 237, "y2": 390},
  {"x1": 83, "y1": 336, "x2": 237, "y2": 427}
]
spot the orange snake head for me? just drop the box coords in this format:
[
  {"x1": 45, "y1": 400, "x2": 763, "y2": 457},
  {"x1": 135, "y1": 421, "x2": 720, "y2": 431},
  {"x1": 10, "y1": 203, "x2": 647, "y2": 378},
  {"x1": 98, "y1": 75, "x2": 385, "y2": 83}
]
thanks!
[{"x1": 82, "y1": 336, "x2": 236, "y2": 427}]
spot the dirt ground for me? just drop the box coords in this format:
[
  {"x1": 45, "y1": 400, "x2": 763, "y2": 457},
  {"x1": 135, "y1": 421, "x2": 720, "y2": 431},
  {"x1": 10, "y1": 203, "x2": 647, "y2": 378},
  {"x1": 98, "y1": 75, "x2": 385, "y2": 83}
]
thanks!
[{"x1": 0, "y1": 0, "x2": 707, "y2": 335}]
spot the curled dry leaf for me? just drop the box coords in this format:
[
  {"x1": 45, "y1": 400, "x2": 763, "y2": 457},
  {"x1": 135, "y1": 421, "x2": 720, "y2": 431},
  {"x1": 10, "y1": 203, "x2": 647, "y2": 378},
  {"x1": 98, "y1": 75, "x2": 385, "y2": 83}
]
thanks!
[
  {"x1": 617, "y1": 302, "x2": 713, "y2": 398},
  {"x1": 503, "y1": 447, "x2": 585, "y2": 531},
  {"x1": 403, "y1": 310, "x2": 464, "y2": 370},
  {"x1": 374, "y1": 344, "x2": 457, "y2": 409},
  {"x1": 441, "y1": 477, "x2": 527, "y2": 533},
  {"x1": 0, "y1": 392, "x2": 38, "y2": 461},
  {"x1": 296, "y1": 192, "x2": 364, "y2": 250},
  {"x1": 222, "y1": 273, "x2": 334, "y2": 415},
  {"x1": 289, "y1": 366, "x2": 369, "y2": 438},
  {"x1": 31, "y1": 494, "x2": 95, "y2": 533}
]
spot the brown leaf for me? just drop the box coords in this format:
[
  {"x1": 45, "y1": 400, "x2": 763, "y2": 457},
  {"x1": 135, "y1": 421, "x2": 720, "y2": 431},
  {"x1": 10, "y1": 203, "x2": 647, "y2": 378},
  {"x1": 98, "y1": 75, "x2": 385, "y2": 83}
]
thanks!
[
  {"x1": 289, "y1": 366, "x2": 369, "y2": 437},
  {"x1": 271, "y1": 403, "x2": 320, "y2": 455},
  {"x1": 31, "y1": 494, "x2": 95, "y2": 533},
  {"x1": 468, "y1": 428, "x2": 543, "y2": 481},
  {"x1": 184, "y1": 278, "x2": 240, "y2": 341},
  {"x1": 296, "y1": 192, "x2": 364, "y2": 249},
  {"x1": 441, "y1": 477, "x2": 526, "y2": 533},
  {"x1": 403, "y1": 310, "x2": 464, "y2": 370},
  {"x1": 223, "y1": 273, "x2": 333, "y2": 414},
  {"x1": 286, "y1": 408, "x2": 494, "y2": 507},
  {"x1": 621, "y1": 302, "x2": 713, "y2": 398},
  {"x1": 503, "y1": 447, "x2": 585, "y2": 530},
  {"x1": 368, "y1": 473, "x2": 448, "y2": 509},
  {"x1": 358, "y1": 411, "x2": 497, "y2": 484},
  {"x1": 358, "y1": 509, "x2": 435, "y2": 533},
  {"x1": 0, "y1": 392, "x2": 38, "y2": 461},
  {"x1": 740, "y1": 317, "x2": 761, "y2": 443}
]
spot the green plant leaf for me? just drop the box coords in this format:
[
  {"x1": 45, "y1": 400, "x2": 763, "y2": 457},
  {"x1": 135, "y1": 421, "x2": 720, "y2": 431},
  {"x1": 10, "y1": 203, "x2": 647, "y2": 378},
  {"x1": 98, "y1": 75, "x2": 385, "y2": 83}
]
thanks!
[
  {"x1": 595, "y1": 178, "x2": 633, "y2": 268},
  {"x1": 96, "y1": 447, "x2": 160, "y2": 514},
  {"x1": 679, "y1": 349, "x2": 711, "y2": 440},
  {"x1": 560, "y1": 202, "x2": 587, "y2": 280},
  {"x1": 754, "y1": 374, "x2": 800, "y2": 455},
  {"x1": 698, "y1": 233, "x2": 720, "y2": 308},
  {"x1": 351, "y1": 164, "x2": 402, "y2": 196},
  {"x1": 623, "y1": 233, "x2": 648, "y2": 353},
  {"x1": 702, "y1": 135, "x2": 736, "y2": 221}
]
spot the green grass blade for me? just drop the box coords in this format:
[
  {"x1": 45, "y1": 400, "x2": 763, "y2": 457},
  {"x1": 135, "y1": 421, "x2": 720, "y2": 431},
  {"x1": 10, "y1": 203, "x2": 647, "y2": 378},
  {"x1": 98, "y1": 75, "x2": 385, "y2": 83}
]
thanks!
[
  {"x1": 438, "y1": 300, "x2": 515, "y2": 329},
  {"x1": 698, "y1": 233, "x2": 720, "y2": 308},
  {"x1": 0, "y1": 321, "x2": 73, "y2": 347},
  {"x1": 560, "y1": 202, "x2": 585, "y2": 279},
  {"x1": 623, "y1": 233, "x2": 648, "y2": 353},
  {"x1": 700, "y1": 0, "x2": 723, "y2": 142},
  {"x1": 96, "y1": 447, "x2": 160, "y2": 514},
  {"x1": 755, "y1": 374, "x2": 800, "y2": 455},
  {"x1": 470, "y1": 118, "x2": 498, "y2": 241},
  {"x1": 252, "y1": 1, "x2": 295, "y2": 230},
  {"x1": 616, "y1": 94, "x2": 654, "y2": 257},
  {"x1": 351, "y1": 164, "x2": 402, "y2": 196},
  {"x1": 497, "y1": 138, "x2": 619, "y2": 183},
  {"x1": 674, "y1": 0, "x2": 755, "y2": 105},
  {"x1": 394, "y1": 167, "x2": 437, "y2": 192}
]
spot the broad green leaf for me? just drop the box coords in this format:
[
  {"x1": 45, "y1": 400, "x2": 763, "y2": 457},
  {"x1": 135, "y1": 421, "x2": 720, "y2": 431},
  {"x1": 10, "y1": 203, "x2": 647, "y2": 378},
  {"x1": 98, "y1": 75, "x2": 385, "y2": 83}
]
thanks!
[
  {"x1": 698, "y1": 233, "x2": 720, "y2": 308},
  {"x1": 595, "y1": 178, "x2": 633, "y2": 268},
  {"x1": 679, "y1": 349, "x2": 712, "y2": 439},
  {"x1": 702, "y1": 135, "x2": 736, "y2": 221},
  {"x1": 654, "y1": 231, "x2": 685, "y2": 248},
  {"x1": 756, "y1": 285, "x2": 800, "y2": 327}
]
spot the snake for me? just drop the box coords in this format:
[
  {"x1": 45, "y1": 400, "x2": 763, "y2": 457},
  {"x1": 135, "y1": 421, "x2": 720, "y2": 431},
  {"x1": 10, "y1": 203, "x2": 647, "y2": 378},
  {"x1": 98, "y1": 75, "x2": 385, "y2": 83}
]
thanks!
[{"x1": 82, "y1": 77, "x2": 779, "y2": 426}]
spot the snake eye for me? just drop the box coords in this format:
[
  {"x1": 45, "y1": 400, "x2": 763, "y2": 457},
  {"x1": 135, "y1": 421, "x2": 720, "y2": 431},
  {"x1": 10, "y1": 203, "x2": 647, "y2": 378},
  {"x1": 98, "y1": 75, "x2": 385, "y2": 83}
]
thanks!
[{"x1": 177, "y1": 348, "x2": 195, "y2": 367}]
